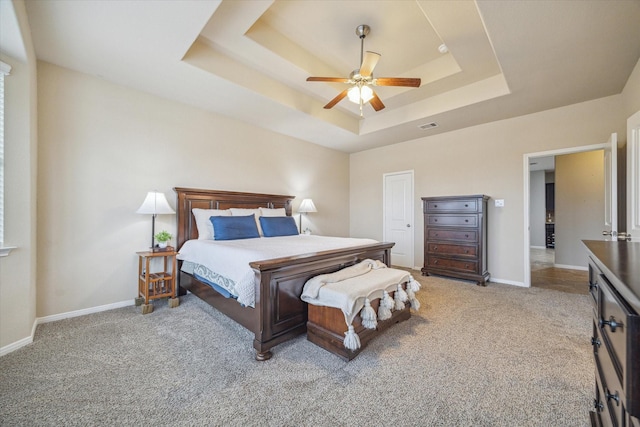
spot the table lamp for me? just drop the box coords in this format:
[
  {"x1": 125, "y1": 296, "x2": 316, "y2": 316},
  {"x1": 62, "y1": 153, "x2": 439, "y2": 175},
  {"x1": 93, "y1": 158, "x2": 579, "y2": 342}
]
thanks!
[
  {"x1": 136, "y1": 191, "x2": 175, "y2": 251},
  {"x1": 298, "y1": 198, "x2": 317, "y2": 233}
]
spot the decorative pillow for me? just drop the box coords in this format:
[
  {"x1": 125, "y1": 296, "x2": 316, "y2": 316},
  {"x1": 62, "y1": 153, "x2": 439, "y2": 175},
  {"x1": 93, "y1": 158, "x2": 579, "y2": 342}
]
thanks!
[
  {"x1": 259, "y1": 207, "x2": 287, "y2": 217},
  {"x1": 211, "y1": 214, "x2": 260, "y2": 240},
  {"x1": 192, "y1": 208, "x2": 231, "y2": 240},
  {"x1": 259, "y1": 216, "x2": 299, "y2": 237},
  {"x1": 230, "y1": 208, "x2": 263, "y2": 235}
]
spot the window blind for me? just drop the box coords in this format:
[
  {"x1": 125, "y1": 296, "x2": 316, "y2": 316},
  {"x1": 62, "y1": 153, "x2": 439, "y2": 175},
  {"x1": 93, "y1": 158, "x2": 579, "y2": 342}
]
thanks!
[{"x1": 0, "y1": 61, "x2": 11, "y2": 244}]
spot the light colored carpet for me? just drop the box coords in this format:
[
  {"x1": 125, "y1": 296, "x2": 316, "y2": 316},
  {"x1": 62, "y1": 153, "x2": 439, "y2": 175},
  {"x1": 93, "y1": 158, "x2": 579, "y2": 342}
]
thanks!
[{"x1": 0, "y1": 274, "x2": 593, "y2": 426}]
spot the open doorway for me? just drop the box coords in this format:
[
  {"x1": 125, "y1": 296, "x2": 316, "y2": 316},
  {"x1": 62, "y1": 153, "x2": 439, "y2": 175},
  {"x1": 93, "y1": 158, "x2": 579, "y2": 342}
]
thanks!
[
  {"x1": 528, "y1": 156, "x2": 562, "y2": 288},
  {"x1": 524, "y1": 142, "x2": 609, "y2": 292}
]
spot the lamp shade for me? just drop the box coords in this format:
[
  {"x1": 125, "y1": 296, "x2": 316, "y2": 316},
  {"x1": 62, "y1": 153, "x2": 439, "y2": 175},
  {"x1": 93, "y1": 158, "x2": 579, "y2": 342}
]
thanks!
[
  {"x1": 298, "y1": 199, "x2": 317, "y2": 213},
  {"x1": 136, "y1": 191, "x2": 175, "y2": 215}
]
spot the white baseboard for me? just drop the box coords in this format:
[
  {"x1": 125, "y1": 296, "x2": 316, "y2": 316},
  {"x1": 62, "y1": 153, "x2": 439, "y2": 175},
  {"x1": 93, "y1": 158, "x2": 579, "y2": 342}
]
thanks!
[
  {"x1": 0, "y1": 299, "x2": 134, "y2": 357},
  {"x1": 554, "y1": 264, "x2": 588, "y2": 271},
  {"x1": 0, "y1": 335, "x2": 33, "y2": 357},
  {"x1": 529, "y1": 246, "x2": 547, "y2": 249},
  {"x1": 489, "y1": 277, "x2": 527, "y2": 287},
  {"x1": 36, "y1": 299, "x2": 134, "y2": 325}
]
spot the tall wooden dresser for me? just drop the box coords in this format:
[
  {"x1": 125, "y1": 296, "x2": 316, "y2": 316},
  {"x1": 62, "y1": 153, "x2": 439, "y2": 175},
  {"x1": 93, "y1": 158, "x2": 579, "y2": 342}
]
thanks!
[
  {"x1": 584, "y1": 240, "x2": 639, "y2": 427},
  {"x1": 421, "y1": 195, "x2": 490, "y2": 286}
]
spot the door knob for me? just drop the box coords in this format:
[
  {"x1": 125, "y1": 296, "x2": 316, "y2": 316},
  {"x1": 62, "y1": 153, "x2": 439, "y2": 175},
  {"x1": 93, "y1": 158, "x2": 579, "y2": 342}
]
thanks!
[{"x1": 406, "y1": 224, "x2": 411, "y2": 228}]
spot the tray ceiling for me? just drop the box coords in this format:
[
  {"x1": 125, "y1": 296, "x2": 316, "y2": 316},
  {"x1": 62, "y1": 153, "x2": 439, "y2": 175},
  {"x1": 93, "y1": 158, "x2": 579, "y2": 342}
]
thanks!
[{"x1": 22, "y1": 0, "x2": 640, "y2": 153}]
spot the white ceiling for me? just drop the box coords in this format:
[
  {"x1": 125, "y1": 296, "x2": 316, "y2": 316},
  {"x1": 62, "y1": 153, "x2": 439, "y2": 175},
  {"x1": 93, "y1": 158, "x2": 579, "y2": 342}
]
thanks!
[{"x1": 20, "y1": 0, "x2": 640, "y2": 153}]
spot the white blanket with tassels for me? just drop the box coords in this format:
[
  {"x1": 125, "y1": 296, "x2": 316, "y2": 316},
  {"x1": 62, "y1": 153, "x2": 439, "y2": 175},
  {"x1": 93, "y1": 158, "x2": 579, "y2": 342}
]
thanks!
[{"x1": 301, "y1": 260, "x2": 411, "y2": 326}]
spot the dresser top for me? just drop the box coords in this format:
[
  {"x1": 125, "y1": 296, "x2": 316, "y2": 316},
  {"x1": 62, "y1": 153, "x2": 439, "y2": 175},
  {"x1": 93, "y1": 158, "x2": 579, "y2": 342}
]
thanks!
[
  {"x1": 421, "y1": 195, "x2": 489, "y2": 201},
  {"x1": 583, "y1": 240, "x2": 640, "y2": 312}
]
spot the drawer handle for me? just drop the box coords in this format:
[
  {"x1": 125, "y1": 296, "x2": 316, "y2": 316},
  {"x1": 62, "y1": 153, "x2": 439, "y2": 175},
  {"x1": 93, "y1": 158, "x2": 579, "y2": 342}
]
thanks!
[
  {"x1": 465, "y1": 204, "x2": 468, "y2": 207},
  {"x1": 465, "y1": 264, "x2": 469, "y2": 269},
  {"x1": 434, "y1": 204, "x2": 438, "y2": 208},
  {"x1": 465, "y1": 234, "x2": 469, "y2": 238},
  {"x1": 434, "y1": 260, "x2": 439, "y2": 265},
  {"x1": 465, "y1": 219, "x2": 469, "y2": 223},
  {"x1": 589, "y1": 282, "x2": 598, "y2": 292},
  {"x1": 590, "y1": 336, "x2": 601, "y2": 348},
  {"x1": 434, "y1": 219, "x2": 438, "y2": 222},
  {"x1": 605, "y1": 389, "x2": 620, "y2": 406},
  {"x1": 593, "y1": 399, "x2": 604, "y2": 413},
  {"x1": 599, "y1": 316, "x2": 622, "y2": 333},
  {"x1": 434, "y1": 246, "x2": 438, "y2": 251},
  {"x1": 464, "y1": 249, "x2": 469, "y2": 254}
]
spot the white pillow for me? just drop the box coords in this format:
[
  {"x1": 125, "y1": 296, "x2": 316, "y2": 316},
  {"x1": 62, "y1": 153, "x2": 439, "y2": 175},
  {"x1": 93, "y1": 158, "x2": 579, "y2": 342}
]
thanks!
[
  {"x1": 192, "y1": 208, "x2": 231, "y2": 240},
  {"x1": 230, "y1": 208, "x2": 263, "y2": 236},
  {"x1": 259, "y1": 207, "x2": 287, "y2": 217}
]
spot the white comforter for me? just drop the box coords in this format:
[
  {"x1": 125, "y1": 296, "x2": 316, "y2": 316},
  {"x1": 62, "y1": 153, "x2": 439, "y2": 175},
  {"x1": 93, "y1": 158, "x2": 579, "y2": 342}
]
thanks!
[{"x1": 177, "y1": 235, "x2": 378, "y2": 307}]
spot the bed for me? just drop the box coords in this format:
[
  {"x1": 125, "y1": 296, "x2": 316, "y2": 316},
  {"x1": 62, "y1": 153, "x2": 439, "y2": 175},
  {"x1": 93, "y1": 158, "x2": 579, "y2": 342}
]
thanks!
[{"x1": 174, "y1": 187, "x2": 394, "y2": 360}]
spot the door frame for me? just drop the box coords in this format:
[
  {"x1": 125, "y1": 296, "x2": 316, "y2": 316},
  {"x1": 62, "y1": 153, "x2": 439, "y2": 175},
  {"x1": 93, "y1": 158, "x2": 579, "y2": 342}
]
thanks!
[
  {"x1": 382, "y1": 170, "x2": 415, "y2": 268},
  {"x1": 523, "y1": 143, "x2": 608, "y2": 288}
]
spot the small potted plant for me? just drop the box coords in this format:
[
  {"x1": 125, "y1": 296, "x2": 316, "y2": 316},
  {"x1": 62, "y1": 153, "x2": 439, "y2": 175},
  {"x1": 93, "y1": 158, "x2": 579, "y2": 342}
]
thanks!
[{"x1": 154, "y1": 230, "x2": 173, "y2": 249}]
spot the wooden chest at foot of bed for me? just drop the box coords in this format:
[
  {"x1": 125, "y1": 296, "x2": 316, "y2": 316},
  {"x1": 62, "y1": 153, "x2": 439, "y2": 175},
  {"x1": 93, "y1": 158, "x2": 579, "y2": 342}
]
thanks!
[{"x1": 307, "y1": 297, "x2": 411, "y2": 361}]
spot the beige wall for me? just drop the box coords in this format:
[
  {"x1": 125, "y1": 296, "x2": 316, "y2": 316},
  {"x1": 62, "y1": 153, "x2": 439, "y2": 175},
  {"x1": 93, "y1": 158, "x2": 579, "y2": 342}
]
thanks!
[
  {"x1": 350, "y1": 95, "x2": 626, "y2": 284},
  {"x1": 622, "y1": 58, "x2": 640, "y2": 117},
  {"x1": 36, "y1": 61, "x2": 350, "y2": 318},
  {"x1": 0, "y1": 1, "x2": 38, "y2": 351},
  {"x1": 555, "y1": 150, "x2": 605, "y2": 268}
]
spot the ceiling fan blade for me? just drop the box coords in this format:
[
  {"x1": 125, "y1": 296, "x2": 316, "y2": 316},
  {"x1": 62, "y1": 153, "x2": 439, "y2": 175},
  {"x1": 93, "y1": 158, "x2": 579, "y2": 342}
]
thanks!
[
  {"x1": 323, "y1": 89, "x2": 349, "y2": 109},
  {"x1": 374, "y1": 77, "x2": 421, "y2": 87},
  {"x1": 307, "y1": 77, "x2": 350, "y2": 83},
  {"x1": 369, "y1": 91, "x2": 385, "y2": 111},
  {"x1": 359, "y1": 51, "x2": 381, "y2": 77}
]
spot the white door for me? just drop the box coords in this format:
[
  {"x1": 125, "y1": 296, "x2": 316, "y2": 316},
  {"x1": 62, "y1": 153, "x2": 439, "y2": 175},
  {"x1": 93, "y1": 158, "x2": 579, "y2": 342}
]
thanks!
[
  {"x1": 603, "y1": 133, "x2": 618, "y2": 240},
  {"x1": 627, "y1": 111, "x2": 640, "y2": 241},
  {"x1": 383, "y1": 171, "x2": 414, "y2": 268}
]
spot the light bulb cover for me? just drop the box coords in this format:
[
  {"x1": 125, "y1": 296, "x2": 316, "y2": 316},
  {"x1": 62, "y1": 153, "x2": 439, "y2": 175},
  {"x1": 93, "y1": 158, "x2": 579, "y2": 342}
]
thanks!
[{"x1": 347, "y1": 85, "x2": 374, "y2": 104}]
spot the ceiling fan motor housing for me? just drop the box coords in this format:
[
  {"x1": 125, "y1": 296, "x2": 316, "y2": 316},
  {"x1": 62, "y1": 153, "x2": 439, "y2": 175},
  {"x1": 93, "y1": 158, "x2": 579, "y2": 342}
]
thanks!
[{"x1": 356, "y1": 24, "x2": 370, "y2": 38}]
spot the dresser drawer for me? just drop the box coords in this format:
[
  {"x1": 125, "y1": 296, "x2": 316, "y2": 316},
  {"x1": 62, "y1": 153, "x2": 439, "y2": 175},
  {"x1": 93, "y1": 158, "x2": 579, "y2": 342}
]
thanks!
[
  {"x1": 424, "y1": 198, "x2": 478, "y2": 213},
  {"x1": 594, "y1": 323, "x2": 625, "y2": 427},
  {"x1": 427, "y1": 214, "x2": 478, "y2": 228},
  {"x1": 427, "y1": 229, "x2": 478, "y2": 242},
  {"x1": 589, "y1": 258, "x2": 600, "y2": 314},
  {"x1": 598, "y1": 274, "x2": 629, "y2": 383},
  {"x1": 426, "y1": 256, "x2": 478, "y2": 273},
  {"x1": 427, "y1": 242, "x2": 477, "y2": 258}
]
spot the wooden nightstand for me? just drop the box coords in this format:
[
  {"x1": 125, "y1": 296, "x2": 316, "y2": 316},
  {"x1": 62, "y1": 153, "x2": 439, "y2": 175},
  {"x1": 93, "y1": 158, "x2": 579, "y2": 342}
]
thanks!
[{"x1": 136, "y1": 249, "x2": 179, "y2": 314}]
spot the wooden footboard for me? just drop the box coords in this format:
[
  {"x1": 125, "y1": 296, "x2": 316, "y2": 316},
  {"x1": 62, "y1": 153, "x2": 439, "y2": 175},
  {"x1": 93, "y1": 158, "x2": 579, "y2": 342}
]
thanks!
[
  {"x1": 249, "y1": 242, "x2": 393, "y2": 360},
  {"x1": 174, "y1": 187, "x2": 394, "y2": 360}
]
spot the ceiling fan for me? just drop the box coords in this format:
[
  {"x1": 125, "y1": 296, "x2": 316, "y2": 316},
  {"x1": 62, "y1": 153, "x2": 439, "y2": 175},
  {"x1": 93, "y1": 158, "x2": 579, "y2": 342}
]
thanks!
[{"x1": 307, "y1": 24, "x2": 421, "y2": 117}]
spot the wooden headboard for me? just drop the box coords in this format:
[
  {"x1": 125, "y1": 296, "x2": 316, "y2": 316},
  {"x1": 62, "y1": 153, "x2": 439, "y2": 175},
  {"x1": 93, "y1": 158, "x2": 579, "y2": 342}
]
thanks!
[{"x1": 173, "y1": 187, "x2": 295, "y2": 249}]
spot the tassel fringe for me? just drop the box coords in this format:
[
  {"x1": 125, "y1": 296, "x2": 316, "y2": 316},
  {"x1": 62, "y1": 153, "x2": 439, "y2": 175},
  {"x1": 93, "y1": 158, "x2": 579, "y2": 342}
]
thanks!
[
  {"x1": 394, "y1": 284, "x2": 408, "y2": 310},
  {"x1": 360, "y1": 298, "x2": 378, "y2": 329},
  {"x1": 343, "y1": 325, "x2": 361, "y2": 351},
  {"x1": 378, "y1": 291, "x2": 393, "y2": 320},
  {"x1": 408, "y1": 276, "x2": 421, "y2": 293},
  {"x1": 407, "y1": 287, "x2": 421, "y2": 311},
  {"x1": 396, "y1": 284, "x2": 408, "y2": 303}
]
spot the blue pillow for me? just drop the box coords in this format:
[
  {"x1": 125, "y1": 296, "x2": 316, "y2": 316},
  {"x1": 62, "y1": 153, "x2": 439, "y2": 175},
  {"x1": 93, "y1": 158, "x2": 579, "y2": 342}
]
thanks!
[
  {"x1": 259, "y1": 216, "x2": 299, "y2": 237},
  {"x1": 210, "y1": 215, "x2": 260, "y2": 240}
]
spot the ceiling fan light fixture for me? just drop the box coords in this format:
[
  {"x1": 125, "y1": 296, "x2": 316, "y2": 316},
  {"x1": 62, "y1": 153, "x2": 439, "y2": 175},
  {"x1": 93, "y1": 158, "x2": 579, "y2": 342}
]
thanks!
[
  {"x1": 307, "y1": 24, "x2": 420, "y2": 115},
  {"x1": 347, "y1": 85, "x2": 373, "y2": 104}
]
